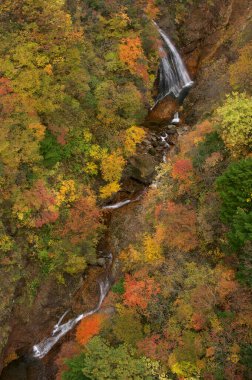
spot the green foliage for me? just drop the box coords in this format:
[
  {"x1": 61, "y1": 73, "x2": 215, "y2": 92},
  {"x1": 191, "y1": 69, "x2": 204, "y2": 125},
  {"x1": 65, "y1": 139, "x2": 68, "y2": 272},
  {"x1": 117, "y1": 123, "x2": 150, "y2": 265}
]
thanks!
[
  {"x1": 63, "y1": 336, "x2": 157, "y2": 380},
  {"x1": 40, "y1": 130, "x2": 63, "y2": 168},
  {"x1": 240, "y1": 344, "x2": 252, "y2": 370},
  {"x1": 193, "y1": 131, "x2": 225, "y2": 169},
  {"x1": 230, "y1": 208, "x2": 252, "y2": 249},
  {"x1": 216, "y1": 92, "x2": 252, "y2": 157},
  {"x1": 111, "y1": 278, "x2": 125, "y2": 295},
  {"x1": 63, "y1": 353, "x2": 89, "y2": 380},
  {"x1": 216, "y1": 159, "x2": 252, "y2": 225}
]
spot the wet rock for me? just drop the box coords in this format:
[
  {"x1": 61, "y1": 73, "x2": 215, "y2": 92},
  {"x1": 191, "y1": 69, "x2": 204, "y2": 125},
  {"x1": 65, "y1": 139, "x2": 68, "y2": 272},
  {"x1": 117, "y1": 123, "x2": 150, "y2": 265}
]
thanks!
[
  {"x1": 148, "y1": 147, "x2": 156, "y2": 156},
  {"x1": 146, "y1": 96, "x2": 177, "y2": 124},
  {"x1": 97, "y1": 258, "x2": 106, "y2": 267},
  {"x1": 152, "y1": 141, "x2": 158, "y2": 148},
  {"x1": 166, "y1": 125, "x2": 177, "y2": 134},
  {"x1": 126, "y1": 153, "x2": 158, "y2": 184}
]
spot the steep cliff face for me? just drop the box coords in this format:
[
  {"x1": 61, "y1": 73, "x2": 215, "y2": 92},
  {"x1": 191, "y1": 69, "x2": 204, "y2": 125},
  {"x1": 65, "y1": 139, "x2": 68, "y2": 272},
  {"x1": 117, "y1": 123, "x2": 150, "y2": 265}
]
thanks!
[{"x1": 153, "y1": 0, "x2": 252, "y2": 123}]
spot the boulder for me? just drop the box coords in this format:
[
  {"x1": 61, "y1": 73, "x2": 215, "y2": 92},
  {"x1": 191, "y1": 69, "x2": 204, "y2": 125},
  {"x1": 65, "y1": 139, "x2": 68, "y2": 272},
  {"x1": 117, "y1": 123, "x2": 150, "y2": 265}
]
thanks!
[
  {"x1": 146, "y1": 96, "x2": 178, "y2": 124},
  {"x1": 126, "y1": 153, "x2": 158, "y2": 184}
]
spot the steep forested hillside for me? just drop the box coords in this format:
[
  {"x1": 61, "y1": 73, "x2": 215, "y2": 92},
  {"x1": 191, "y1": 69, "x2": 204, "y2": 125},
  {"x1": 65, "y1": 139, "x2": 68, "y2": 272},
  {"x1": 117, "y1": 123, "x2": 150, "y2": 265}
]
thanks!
[{"x1": 0, "y1": 1, "x2": 251, "y2": 379}]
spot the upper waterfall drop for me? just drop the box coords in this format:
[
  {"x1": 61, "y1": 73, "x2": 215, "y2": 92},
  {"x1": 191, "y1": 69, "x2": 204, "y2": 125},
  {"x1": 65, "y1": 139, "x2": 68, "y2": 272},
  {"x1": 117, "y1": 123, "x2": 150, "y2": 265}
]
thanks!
[{"x1": 153, "y1": 21, "x2": 193, "y2": 107}]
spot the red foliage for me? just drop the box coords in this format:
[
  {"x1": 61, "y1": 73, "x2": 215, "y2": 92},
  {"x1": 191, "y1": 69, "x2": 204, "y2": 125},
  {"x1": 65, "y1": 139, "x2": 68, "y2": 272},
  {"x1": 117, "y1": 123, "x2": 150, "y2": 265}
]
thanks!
[
  {"x1": 61, "y1": 191, "x2": 101, "y2": 244},
  {"x1": 48, "y1": 124, "x2": 68, "y2": 145},
  {"x1": 123, "y1": 270, "x2": 160, "y2": 311},
  {"x1": 191, "y1": 312, "x2": 205, "y2": 331},
  {"x1": 76, "y1": 314, "x2": 104, "y2": 346},
  {"x1": 0, "y1": 77, "x2": 13, "y2": 96},
  {"x1": 171, "y1": 158, "x2": 193, "y2": 181},
  {"x1": 25, "y1": 180, "x2": 59, "y2": 227},
  {"x1": 137, "y1": 334, "x2": 171, "y2": 361}
]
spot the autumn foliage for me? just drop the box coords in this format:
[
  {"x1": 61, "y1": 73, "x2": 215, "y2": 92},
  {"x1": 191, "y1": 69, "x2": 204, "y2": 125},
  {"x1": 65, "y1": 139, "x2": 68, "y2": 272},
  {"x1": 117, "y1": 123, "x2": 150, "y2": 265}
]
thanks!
[
  {"x1": 123, "y1": 271, "x2": 160, "y2": 311},
  {"x1": 60, "y1": 191, "x2": 101, "y2": 244},
  {"x1": 171, "y1": 158, "x2": 193, "y2": 181},
  {"x1": 119, "y1": 37, "x2": 149, "y2": 82},
  {"x1": 76, "y1": 314, "x2": 104, "y2": 346},
  {"x1": 158, "y1": 201, "x2": 198, "y2": 252}
]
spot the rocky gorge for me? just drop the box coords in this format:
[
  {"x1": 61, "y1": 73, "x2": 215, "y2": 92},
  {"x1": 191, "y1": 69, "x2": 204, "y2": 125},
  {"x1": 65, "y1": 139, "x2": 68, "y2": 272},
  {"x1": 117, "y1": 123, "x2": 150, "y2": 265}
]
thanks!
[{"x1": 0, "y1": 0, "x2": 251, "y2": 379}]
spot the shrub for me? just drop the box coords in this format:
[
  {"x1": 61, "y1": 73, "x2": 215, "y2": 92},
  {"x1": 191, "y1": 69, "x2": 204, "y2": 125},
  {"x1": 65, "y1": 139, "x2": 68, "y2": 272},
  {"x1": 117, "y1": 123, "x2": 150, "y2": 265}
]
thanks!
[
  {"x1": 229, "y1": 43, "x2": 252, "y2": 92},
  {"x1": 216, "y1": 159, "x2": 252, "y2": 225},
  {"x1": 193, "y1": 131, "x2": 225, "y2": 169},
  {"x1": 216, "y1": 93, "x2": 252, "y2": 157}
]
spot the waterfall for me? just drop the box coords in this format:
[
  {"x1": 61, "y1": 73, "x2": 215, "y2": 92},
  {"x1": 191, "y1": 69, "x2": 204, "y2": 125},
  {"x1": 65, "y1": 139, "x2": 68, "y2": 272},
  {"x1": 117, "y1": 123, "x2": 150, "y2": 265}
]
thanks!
[
  {"x1": 32, "y1": 278, "x2": 110, "y2": 359},
  {"x1": 171, "y1": 112, "x2": 180, "y2": 124},
  {"x1": 153, "y1": 22, "x2": 193, "y2": 107}
]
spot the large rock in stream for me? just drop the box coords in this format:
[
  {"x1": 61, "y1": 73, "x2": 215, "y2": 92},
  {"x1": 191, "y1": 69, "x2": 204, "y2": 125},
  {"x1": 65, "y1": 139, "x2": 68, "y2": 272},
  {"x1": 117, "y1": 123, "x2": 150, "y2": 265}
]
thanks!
[
  {"x1": 125, "y1": 153, "x2": 158, "y2": 185},
  {"x1": 146, "y1": 96, "x2": 178, "y2": 125}
]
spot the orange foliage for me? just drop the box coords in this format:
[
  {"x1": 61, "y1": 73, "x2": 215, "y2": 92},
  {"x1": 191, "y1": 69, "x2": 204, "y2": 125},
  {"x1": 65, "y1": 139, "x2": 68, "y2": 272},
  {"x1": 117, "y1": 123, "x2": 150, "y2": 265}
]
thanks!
[
  {"x1": 76, "y1": 314, "x2": 104, "y2": 346},
  {"x1": 145, "y1": 0, "x2": 159, "y2": 19},
  {"x1": 171, "y1": 158, "x2": 193, "y2": 181},
  {"x1": 191, "y1": 313, "x2": 205, "y2": 331},
  {"x1": 119, "y1": 37, "x2": 149, "y2": 82},
  {"x1": 179, "y1": 120, "x2": 213, "y2": 155},
  {"x1": 0, "y1": 77, "x2": 13, "y2": 96},
  {"x1": 123, "y1": 270, "x2": 160, "y2": 311},
  {"x1": 61, "y1": 191, "x2": 101, "y2": 244},
  {"x1": 217, "y1": 268, "x2": 238, "y2": 302},
  {"x1": 158, "y1": 201, "x2": 198, "y2": 252}
]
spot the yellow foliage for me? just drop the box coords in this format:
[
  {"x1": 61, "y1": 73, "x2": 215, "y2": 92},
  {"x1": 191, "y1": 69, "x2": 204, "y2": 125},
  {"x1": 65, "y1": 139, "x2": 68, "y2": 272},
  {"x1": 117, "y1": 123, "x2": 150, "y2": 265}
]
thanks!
[
  {"x1": 209, "y1": 315, "x2": 223, "y2": 333},
  {"x1": 124, "y1": 126, "x2": 146, "y2": 156},
  {"x1": 120, "y1": 245, "x2": 142, "y2": 270},
  {"x1": 44, "y1": 64, "x2": 53, "y2": 75},
  {"x1": 229, "y1": 42, "x2": 252, "y2": 91},
  {"x1": 28, "y1": 123, "x2": 46, "y2": 141},
  {"x1": 217, "y1": 92, "x2": 252, "y2": 157},
  {"x1": 3, "y1": 352, "x2": 18, "y2": 367},
  {"x1": 56, "y1": 180, "x2": 77, "y2": 206},
  {"x1": 142, "y1": 234, "x2": 163, "y2": 262},
  {"x1": 228, "y1": 354, "x2": 240, "y2": 364},
  {"x1": 0, "y1": 234, "x2": 13, "y2": 252},
  {"x1": 89, "y1": 145, "x2": 105, "y2": 161},
  {"x1": 84, "y1": 162, "x2": 98, "y2": 176},
  {"x1": 100, "y1": 181, "x2": 121, "y2": 199},
  {"x1": 101, "y1": 151, "x2": 125, "y2": 182},
  {"x1": 179, "y1": 120, "x2": 213, "y2": 156}
]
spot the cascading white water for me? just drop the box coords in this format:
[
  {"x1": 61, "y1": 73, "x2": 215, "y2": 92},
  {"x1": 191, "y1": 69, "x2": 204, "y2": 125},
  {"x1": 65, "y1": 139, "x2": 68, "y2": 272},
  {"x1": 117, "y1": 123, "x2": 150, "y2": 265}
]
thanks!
[
  {"x1": 32, "y1": 278, "x2": 110, "y2": 359},
  {"x1": 171, "y1": 112, "x2": 180, "y2": 124},
  {"x1": 153, "y1": 22, "x2": 193, "y2": 106},
  {"x1": 102, "y1": 193, "x2": 143, "y2": 210}
]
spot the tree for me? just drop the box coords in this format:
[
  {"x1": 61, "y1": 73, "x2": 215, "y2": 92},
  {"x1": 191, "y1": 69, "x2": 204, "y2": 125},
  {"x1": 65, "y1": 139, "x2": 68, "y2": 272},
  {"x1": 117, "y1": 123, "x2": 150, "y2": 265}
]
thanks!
[
  {"x1": 112, "y1": 307, "x2": 143, "y2": 346},
  {"x1": 216, "y1": 93, "x2": 252, "y2": 157},
  {"x1": 229, "y1": 42, "x2": 252, "y2": 92},
  {"x1": 216, "y1": 159, "x2": 252, "y2": 232},
  {"x1": 119, "y1": 37, "x2": 149, "y2": 82},
  {"x1": 60, "y1": 191, "x2": 101, "y2": 244},
  {"x1": 158, "y1": 201, "x2": 198, "y2": 252},
  {"x1": 64, "y1": 336, "x2": 159, "y2": 380},
  {"x1": 56, "y1": 341, "x2": 80, "y2": 380},
  {"x1": 13, "y1": 180, "x2": 59, "y2": 228},
  {"x1": 123, "y1": 271, "x2": 160, "y2": 312},
  {"x1": 171, "y1": 158, "x2": 193, "y2": 182},
  {"x1": 76, "y1": 314, "x2": 104, "y2": 346},
  {"x1": 124, "y1": 126, "x2": 146, "y2": 156}
]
